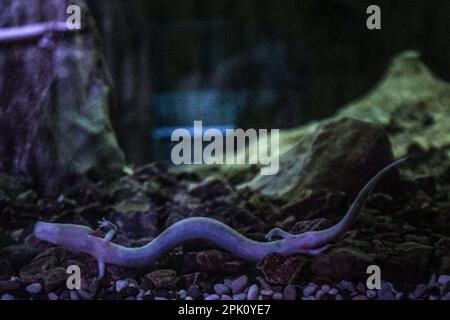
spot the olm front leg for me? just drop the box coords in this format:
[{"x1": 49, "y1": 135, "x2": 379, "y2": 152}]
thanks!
[
  {"x1": 96, "y1": 218, "x2": 118, "y2": 281},
  {"x1": 265, "y1": 227, "x2": 294, "y2": 241}
]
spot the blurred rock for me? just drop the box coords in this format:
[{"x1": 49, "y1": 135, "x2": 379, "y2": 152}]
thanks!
[{"x1": 257, "y1": 253, "x2": 309, "y2": 285}]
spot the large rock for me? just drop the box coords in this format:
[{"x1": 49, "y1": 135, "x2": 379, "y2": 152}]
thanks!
[
  {"x1": 339, "y1": 50, "x2": 450, "y2": 158},
  {"x1": 0, "y1": 0, "x2": 124, "y2": 194},
  {"x1": 246, "y1": 117, "x2": 396, "y2": 201}
]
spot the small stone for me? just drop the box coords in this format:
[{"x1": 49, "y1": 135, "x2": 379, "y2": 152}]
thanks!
[
  {"x1": 302, "y1": 296, "x2": 316, "y2": 300},
  {"x1": 260, "y1": 289, "x2": 274, "y2": 297},
  {"x1": 231, "y1": 275, "x2": 248, "y2": 294},
  {"x1": 438, "y1": 275, "x2": 450, "y2": 286},
  {"x1": 221, "y1": 295, "x2": 232, "y2": 300},
  {"x1": 256, "y1": 276, "x2": 272, "y2": 290},
  {"x1": 214, "y1": 283, "x2": 230, "y2": 296},
  {"x1": 258, "y1": 295, "x2": 264, "y2": 300},
  {"x1": 353, "y1": 295, "x2": 368, "y2": 300},
  {"x1": 321, "y1": 284, "x2": 331, "y2": 293},
  {"x1": 377, "y1": 281, "x2": 395, "y2": 300},
  {"x1": 185, "y1": 296, "x2": 193, "y2": 301},
  {"x1": 1, "y1": 294, "x2": 14, "y2": 300},
  {"x1": 155, "y1": 297, "x2": 168, "y2": 300},
  {"x1": 70, "y1": 291, "x2": 79, "y2": 300},
  {"x1": 302, "y1": 283, "x2": 318, "y2": 297},
  {"x1": 428, "y1": 295, "x2": 440, "y2": 301},
  {"x1": 178, "y1": 290, "x2": 187, "y2": 299},
  {"x1": 315, "y1": 289, "x2": 324, "y2": 300},
  {"x1": 115, "y1": 280, "x2": 128, "y2": 293},
  {"x1": 335, "y1": 294, "x2": 343, "y2": 300},
  {"x1": 337, "y1": 280, "x2": 355, "y2": 292},
  {"x1": 273, "y1": 292, "x2": 283, "y2": 300},
  {"x1": 395, "y1": 292, "x2": 403, "y2": 300},
  {"x1": 48, "y1": 292, "x2": 58, "y2": 300},
  {"x1": 329, "y1": 288, "x2": 338, "y2": 295},
  {"x1": 232, "y1": 293, "x2": 246, "y2": 300},
  {"x1": 76, "y1": 289, "x2": 93, "y2": 300},
  {"x1": 26, "y1": 283, "x2": 42, "y2": 295},
  {"x1": 205, "y1": 294, "x2": 220, "y2": 301},
  {"x1": 366, "y1": 290, "x2": 377, "y2": 299},
  {"x1": 283, "y1": 285, "x2": 297, "y2": 300},
  {"x1": 188, "y1": 285, "x2": 201, "y2": 299},
  {"x1": 247, "y1": 284, "x2": 259, "y2": 300}
]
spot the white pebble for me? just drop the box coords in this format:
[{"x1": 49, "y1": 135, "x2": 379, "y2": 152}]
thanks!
[
  {"x1": 273, "y1": 293, "x2": 283, "y2": 300},
  {"x1": 115, "y1": 280, "x2": 129, "y2": 293},
  {"x1": 438, "y1": 275, "x2": 450, "y2": 286},
  {"x1": 260, "y1": 289, "x2": 274, "y2": 297},
  {"x1": 366, "y1": 290, "x2": 377, "y2": 299},
  {"x1": 221, "y1": 295, "x2": 232, "y2": 300},
  {"x1": 232, "y1": 293, "x2": 246, "y2": 300},
  {"x1": 247, "y1": 284, "x2": 259, "y2": 300},
  {"x1": 303, "y1": 283, "x2": 318, "y2": 297},
  {"x1": 185, "y1": 296, "x2": 193, "y2": 301},
  {"x1": 231, "y1": 275, "x2": 248, "y2": 294},
  {"x1": 26, "y1": 283, "x2": 42, "y2": 295},
  {"x1": 214, "y1": 283, "x2": 230, "y2": 296},
  {"x1": 48, "y1": 292, "x2": 58, "y2": 300},
  {"x1": 329, "y1": 288, "x2": 338, "y2": 295},
  {"x1": 178, "y1": 290, "x2": 188, "y2": 299},
  {"x1": 205, "y1": 294, "x2": 220, "y2": 300},
  {"x1": 1, "y1": 294, "x2": 14, "y2": 300}
]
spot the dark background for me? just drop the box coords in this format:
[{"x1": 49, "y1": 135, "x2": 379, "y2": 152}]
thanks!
[{"x1": 88, "y1": 0, "x2": 450, "y2": 163}]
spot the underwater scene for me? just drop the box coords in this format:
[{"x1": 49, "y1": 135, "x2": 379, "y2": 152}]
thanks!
[{"x1": 0, "y1": 0, "x2": 449, "y2": 311}]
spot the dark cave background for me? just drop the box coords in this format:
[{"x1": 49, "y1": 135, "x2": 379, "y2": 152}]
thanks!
[{"x1": 87, "y1": 0, "x2": 450, "y2": 164}]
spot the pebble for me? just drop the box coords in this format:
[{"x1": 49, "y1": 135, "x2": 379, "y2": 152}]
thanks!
[
  {"x1": 315, "y1": 289, "x2": 325, "y2": 300},
  {"x1": 185, "y1": 296, "x2": 193, "y2": 301},
  {"x1": 214, "y1": 283, "x2": 230, "y2": 296},
  {"x1": 428, "y1": 295, "x2": 440, "y2": 301},
  {"x1": 26, "y1": 283, "x2": 42, "y2": 295},
  {"x1": 205, "y1": 294, "x2": 220, "y2": 301},
  {"x1": 1, "y1": 294, "x2": 14, "y2": 300},
  {"x1": 155, "y1": 297, "x2": 168, "y2": 300},
  {"x1": 395, "y1": 292, "x2": 403, "y2": 300},
  {"x1": 337, "y1": 280, "x2": 355, "y2": 292},
  {"x1": 115, "y1": 280, "x2": 129, "y2": 293},
  {"x1": 427, "y1": 274, "x2": 438, "y2": 288},
  {"x1": 302, "y1": 296, "x2": 316, "y2": 300},
  {"x1": 178, "y1": 290, "x2": 188, "y2": 299},
  {"x1": 48, "y1": 292, "x2": 58, "y2": 300},
  {"x1": 221, "y1": 295, "x2": 232, "y2": 300},
  {"x1": 328, "y1": 288, "x2": 338, "y2": 296},
  {"x1": 321, "y1": 284, "x2": 331, "y2": 293},
  {"x1": 438, "y1": 275, "x2": 450, "y2": 286},
  {"x1": 231, "y1": 275, "x2": 248, "y2": 294},
  {"x1": 76, "y1": 289, "x2": 93, "y2": 300},
  {"x1": 232, "y1": 293, "x2": 246, "y2": 300},
  {"x1": 70, "y1": 291, "x2": 79, "y2": 300},
  {"x1": 247, "y1": 284, "x2": 259, "y2": 300},
  {"x1": 377, "y1": 281, "x2": 395, "y2": 300},
  {"x1": 353, "y1": 295, "x2": 368, "y2": 300},
  {"x1": 302, "y1": 283, "x2": 318, "y2": 297},
  {"x1": 188, "y1": 285, "x2": 201, "y2": 299},
  {"x1": 283, "y1": 285, "x2": 297, "y2": 300},
  {"x1": 366, "y1": 290, "x2": 377, "y2": 299},
  {"x1": 335, "y1": 294, "x2": 343, "y2": 300},
  {"x1": 260, "y1": 289, "x2": 274, "y2": 297},
  {"x1": 273, "y1": 292, "x2": 283, "y2": 300}
]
